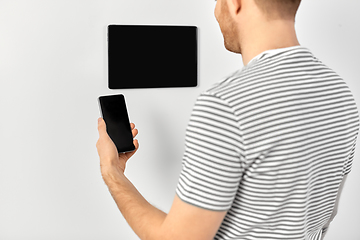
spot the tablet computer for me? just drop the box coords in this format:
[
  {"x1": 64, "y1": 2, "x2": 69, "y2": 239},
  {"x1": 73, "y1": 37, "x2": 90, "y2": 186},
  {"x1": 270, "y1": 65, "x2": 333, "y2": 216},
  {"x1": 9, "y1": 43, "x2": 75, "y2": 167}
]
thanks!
[{"x1": 108, "y1": 25, "x2": 198, "y2": 89}]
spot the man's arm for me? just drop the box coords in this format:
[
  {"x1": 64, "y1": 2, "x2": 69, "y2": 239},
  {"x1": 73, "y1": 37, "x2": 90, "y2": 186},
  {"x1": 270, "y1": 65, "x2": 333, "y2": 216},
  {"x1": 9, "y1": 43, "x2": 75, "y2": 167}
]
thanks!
[{"x1": 96, "y1": 118, "x2": 227, "y2": 240}]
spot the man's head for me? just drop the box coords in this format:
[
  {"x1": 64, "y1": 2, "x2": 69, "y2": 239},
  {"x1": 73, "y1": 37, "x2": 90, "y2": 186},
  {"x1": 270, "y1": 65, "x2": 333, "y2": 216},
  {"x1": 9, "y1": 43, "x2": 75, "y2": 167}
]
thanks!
[{"x1": 215, "y1": 0, "x2": 301, "y2": 55}]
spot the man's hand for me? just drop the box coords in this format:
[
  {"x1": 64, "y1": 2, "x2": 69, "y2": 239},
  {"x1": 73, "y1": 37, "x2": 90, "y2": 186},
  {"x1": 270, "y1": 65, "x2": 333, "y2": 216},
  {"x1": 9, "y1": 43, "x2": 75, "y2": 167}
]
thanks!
[{"x1": 96, "y1": 117, "x2": 139, "y2": 182}]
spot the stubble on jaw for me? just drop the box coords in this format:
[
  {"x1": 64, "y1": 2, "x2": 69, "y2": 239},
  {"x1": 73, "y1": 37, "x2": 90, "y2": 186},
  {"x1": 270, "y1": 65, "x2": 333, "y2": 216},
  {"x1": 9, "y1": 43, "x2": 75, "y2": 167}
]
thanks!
[{"x1": 216, "y1": 0, "x2": 242, "y2": 54}]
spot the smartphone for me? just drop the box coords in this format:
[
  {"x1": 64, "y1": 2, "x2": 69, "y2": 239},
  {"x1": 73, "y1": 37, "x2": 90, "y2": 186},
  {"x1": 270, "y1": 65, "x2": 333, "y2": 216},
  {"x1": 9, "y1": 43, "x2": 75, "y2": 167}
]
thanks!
[{"x1": 98, "y1": 94, "x2": 135, "y2": 153}]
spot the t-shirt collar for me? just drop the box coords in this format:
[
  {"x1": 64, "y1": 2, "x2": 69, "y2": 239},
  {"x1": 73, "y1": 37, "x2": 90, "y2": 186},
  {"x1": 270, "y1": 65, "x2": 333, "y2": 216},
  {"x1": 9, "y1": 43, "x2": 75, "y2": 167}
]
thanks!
[{"x1": 246, "y1": 45, "x2": 304, "y2": 67}]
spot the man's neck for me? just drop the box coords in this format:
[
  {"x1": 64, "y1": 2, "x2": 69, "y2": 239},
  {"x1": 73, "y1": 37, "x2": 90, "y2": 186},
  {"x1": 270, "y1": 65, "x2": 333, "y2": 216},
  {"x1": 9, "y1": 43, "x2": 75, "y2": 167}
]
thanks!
[{"x1": 241, "y1": 19, "x2": 300, "y2": 66}]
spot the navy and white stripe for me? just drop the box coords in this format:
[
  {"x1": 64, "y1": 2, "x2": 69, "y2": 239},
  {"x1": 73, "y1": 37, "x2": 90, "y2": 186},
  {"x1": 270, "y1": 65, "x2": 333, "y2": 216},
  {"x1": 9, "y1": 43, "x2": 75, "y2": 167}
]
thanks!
[{"x1": 176, "y1": 46, "x2": 359, "y2": 240}]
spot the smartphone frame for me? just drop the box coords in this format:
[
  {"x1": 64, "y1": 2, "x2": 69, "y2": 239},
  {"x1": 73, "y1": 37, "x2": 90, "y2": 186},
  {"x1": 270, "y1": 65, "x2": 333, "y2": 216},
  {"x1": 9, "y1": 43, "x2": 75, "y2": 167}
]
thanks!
[{"x1": 98, "y1": 94, "x2": 135, "y2": 153}]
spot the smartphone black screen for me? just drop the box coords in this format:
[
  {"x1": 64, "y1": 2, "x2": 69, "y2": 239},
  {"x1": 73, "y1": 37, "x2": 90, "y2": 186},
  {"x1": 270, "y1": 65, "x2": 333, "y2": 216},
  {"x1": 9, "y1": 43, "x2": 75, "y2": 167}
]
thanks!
[
  {"x1": 108, "y1": 25, "x2": 198, "y2": 89},
  {"x1": 98, "y1": 94, "x2": 135, "y2": 153}
]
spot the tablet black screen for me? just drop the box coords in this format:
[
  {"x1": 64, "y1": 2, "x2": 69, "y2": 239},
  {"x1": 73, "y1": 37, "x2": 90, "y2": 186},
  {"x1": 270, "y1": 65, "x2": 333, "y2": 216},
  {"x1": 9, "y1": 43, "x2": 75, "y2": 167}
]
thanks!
[{"x1": 108, "y1": 25, "x2": 197, "y2": 89}]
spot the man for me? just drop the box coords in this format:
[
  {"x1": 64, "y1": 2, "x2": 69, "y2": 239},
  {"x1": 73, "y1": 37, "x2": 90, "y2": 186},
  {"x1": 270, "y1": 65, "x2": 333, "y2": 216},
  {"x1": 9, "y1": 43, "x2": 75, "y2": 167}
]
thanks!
[{"x1": 96, "y1": 0, "x2": 359, "y2": 239}]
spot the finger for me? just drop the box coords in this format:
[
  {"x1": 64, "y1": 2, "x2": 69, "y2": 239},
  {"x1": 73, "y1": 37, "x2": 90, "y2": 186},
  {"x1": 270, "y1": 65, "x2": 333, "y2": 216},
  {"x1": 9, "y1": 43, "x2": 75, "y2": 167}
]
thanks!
[
  {"x1": 133, "y1": 138, "x2": 139, "y2": 149},
  {"x1": 124, "y1": 139, "x2": 139, "y2": 159},
  {"x1": 97, "y1": 118, "x2": 109, "y2": 138},
  {"x1": 130, "y1": 123, "x2": 138, "y2": 138},
  {"x1": 132, "y1": 128, "x2": 138, "y2": 138}
]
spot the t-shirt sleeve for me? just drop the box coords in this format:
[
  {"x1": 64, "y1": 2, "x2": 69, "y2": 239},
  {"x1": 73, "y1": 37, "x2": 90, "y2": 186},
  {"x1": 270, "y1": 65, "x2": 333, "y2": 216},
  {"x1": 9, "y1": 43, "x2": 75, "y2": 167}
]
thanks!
[{"x1": 176, "y1": 93, "x2": 244, "y2": 211}]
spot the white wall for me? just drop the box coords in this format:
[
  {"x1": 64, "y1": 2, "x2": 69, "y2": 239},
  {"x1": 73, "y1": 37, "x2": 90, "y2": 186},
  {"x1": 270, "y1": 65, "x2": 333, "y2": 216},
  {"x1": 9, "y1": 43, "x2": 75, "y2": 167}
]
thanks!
[{"x1": 0, "y1": 0, "x2": 359, "y2": 239}]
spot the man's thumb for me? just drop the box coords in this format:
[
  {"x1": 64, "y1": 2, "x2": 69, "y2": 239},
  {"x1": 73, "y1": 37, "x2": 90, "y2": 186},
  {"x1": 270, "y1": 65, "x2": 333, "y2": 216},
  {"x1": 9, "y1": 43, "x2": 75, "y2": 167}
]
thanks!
[{"x1": 97, "y1": 118, "x2": 107, "y2": 136}]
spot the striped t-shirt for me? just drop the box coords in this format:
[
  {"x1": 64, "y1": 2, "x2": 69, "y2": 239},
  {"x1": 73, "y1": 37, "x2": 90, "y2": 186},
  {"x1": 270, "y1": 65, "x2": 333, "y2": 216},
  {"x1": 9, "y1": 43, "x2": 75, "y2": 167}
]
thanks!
[{"x1": 176, "y1": 46, "x2": 359, "y2": 240}]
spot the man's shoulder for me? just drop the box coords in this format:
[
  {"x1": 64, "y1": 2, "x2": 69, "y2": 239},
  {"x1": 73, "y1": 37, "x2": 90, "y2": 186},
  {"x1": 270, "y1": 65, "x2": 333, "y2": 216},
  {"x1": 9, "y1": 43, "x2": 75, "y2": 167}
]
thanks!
[
  {"x1": 205, "y1": 69, "x2": 246, "y2": 96},
  {"x1": 205, "y1": 46, "x2": 341, "y2": 96}
]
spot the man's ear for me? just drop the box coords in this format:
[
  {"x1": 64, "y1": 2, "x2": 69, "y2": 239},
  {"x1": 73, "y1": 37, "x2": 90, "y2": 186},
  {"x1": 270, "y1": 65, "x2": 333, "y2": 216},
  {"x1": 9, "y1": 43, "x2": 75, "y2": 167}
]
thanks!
[{"x1": 229, "y1": 0, "x2": 241, "y2": 16}]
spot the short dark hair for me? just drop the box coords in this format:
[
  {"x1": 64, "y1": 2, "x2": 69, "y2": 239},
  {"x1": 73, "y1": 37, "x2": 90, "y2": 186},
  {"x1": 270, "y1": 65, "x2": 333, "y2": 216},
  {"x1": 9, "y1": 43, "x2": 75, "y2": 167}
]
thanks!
[{"x1": 254, "y1": 0, "x2": 301, "y2": 19}]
